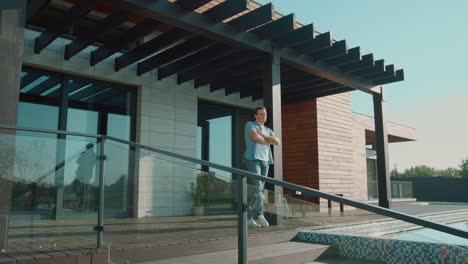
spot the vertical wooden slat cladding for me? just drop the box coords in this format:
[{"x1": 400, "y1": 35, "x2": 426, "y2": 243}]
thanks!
[
  {"x1": 316, "y1": 93, "x2": 355, "y2": 207},
  {"x1": 283, "y1": 92, "x2": 356, "y2": 209},
  {"x1": 282, "y1": 99, "x2": 319, "y2": 204}
]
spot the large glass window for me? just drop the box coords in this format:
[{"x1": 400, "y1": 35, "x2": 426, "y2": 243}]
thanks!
[
  {"x1": 15, "y1": 66, "x2": 137, "y2": 220},
  {"x1": 197, "y1": 101, "x2": 252, "y2": 170},
  {"x1": 196, "y1": 101, "x2": 253, "y2": 214}
]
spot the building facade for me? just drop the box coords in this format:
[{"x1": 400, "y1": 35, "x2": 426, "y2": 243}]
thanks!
[{"x1": 1, "y1": 0, "x2": 411, "y2": 224}]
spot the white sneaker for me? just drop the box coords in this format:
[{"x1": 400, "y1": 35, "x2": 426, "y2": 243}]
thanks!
[
  {"x1": 257, "y1": 215, "x2": 269, "y2": 227},
  {"x1": 248, "y1": 218, "x2": 261, "y2": 228}
]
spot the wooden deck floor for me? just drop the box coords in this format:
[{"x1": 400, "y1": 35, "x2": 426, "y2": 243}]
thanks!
[{"x1": 1, "y1": 203, "x2": 467, "y2": 263}]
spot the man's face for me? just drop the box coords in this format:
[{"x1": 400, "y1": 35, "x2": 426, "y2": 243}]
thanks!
[{"x1": 255, "y1": 108, "x2": 267, "y2": 124}]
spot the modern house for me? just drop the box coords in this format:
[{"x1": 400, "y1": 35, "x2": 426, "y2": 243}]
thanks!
[
  {"x1": 0, "y1": 0, "x2": 413, "y2": 219},
  {"x1": 1, "y1": 1, "x2": 437, "y2": 262}
]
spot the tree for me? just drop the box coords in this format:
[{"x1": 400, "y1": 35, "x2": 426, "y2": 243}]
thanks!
[
  {"x1": 438, "y1": 167, "x2": 462, "y2": 178},
  {"x1": 400, "y1": 165, "x2": 437, "y2": 178},
  {"x1": 460, "y1": 157, "x2": 468, "y2": 178},
  {"x1": 390, "y1": 167, "x2": 401, "y2": 179}
]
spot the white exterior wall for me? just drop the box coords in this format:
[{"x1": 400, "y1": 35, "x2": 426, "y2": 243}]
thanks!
[{"x1": 23, "y1": 29, "x2": 262, "y2": 217}]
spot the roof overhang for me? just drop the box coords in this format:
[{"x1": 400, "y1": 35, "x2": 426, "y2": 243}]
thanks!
[{"x1": 25, "y1": 0, "x2": 405, "y2": 103}]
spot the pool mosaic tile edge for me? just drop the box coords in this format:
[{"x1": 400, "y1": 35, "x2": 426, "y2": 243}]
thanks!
[{"x1": 297, "y1": 232, "x2": 468, "y2": 264}]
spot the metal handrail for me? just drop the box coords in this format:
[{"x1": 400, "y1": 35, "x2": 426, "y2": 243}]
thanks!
[{"x1": 1, "y1": 125, "x2": 467, "y2": 240}]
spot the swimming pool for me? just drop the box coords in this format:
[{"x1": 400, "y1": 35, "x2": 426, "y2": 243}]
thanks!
[
  {"x1": 387, "y1": 221, "x2": 468, "y2": 247},
  {"x1": 297, "y1": 217, "x2": 468, "y2": 263}
]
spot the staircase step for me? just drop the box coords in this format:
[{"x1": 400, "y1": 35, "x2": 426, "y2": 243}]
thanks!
[{"x1": 137, "y1": 242, "x2": 329, "y2": 264}]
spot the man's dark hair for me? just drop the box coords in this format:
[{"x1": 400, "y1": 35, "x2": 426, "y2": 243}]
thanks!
[{"x1": 254, "y1": 106, "x2": 267, "y2": 115}]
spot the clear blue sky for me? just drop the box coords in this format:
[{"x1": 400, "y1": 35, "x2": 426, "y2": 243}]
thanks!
[{"x1": 258, "y1": 0, "x2": 468, "y2": 170}]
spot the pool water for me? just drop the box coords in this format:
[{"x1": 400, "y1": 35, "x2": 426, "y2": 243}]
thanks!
[{"x1": 388, "y1": 221, "x2": 468, "y2": 247}]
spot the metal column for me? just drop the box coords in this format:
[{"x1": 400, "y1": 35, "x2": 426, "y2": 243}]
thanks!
[
  {"x1": 96, "y1": 138, "x2": 106, "y2": 248},
  {"x1": 237, "y1": 175, "x2": 247, "y2": 264},
  {"x1": 373, "y1": 92, "x2": 391, "y2": 208},
  {"x1": 262, "y1": 49, "x2": 284, "y2": 224}
]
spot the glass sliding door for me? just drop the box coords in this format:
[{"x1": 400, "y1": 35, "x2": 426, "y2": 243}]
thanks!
[
  {"x1": 62, "y1": 108, "x2": 99, "y2": 217},
  {"x1": 15, "y1": 65, "x2": 137, "y2": 220},
  {"x1": 197, "y1": 101, "x2": 254, "y2": 214}
]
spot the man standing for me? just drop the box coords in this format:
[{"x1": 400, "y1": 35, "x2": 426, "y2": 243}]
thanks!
[{"x1": 243, "y1": 106, "x2": 280, "y2": 228}]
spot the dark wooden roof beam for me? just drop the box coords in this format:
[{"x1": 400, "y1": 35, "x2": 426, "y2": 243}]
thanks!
[
  {"x1": 176, "y1": 0, "x2": 213, "y2": 10},
  {"x1": 127, "y1": 0, "x2": 249, "y2": 73},
  {"x1": 34, "y1": 0, "x2": 101, "y2": 53},
  {"x1": 308, "y1": 87, "x2": 354, "y2": 99},
  {"x1": 239, "y1": 84, "x2": 263, "y2": 99},
  {"x1": 373, "y1": 69, "x2": 404, "y2": 85},
  {"x1": 116, "y1": 0, "x2": 247, "y2": 71},
  {"x1": 27, "y1": 0, "x2": 50, "y2": 22},
  {"x1": 283, "y1": 83, "x2": 349, "y2": 103},
  {"x1": 273, "y1": 24, "x2": 315, "y2": 48},
  {"x1": 227, "y1": 3, "x2": 273, "y2": 32},
  {"x1": 366, "y1": 64, "x2": 395, "y2": 80},
  {"x1": 156, "y1": 43, "x2": 233, "y2": 79},
  {"x1": 203, "y1": 0, "x2": 249, "y2": 22},
  {"x1": 91, "y1": 18, "x2": 163, "y2": 66},
  {"x1": 156, "y1": 4, "x2": 274, "y2": 79},
  {"x1": 352, "y1": 59, "x2": 385, "y2": 76},
  {"x1": 281, "y1": 69, "x2": 318, "y2": 82},
  {"x1": 115, "y1": 28, "x2": 190, "y2": 71},
  {"x1": 177, "y1": 51, "x2": 259, "y2": 84},
  {"x1": 122, "y1": 0, "x2": 383, "y2": 93},
  {"x1": 195, "y1": 62, "x2": 262, "y2": 89},
  {"x1": 338, "y1": 53, "x2": 374, "y2": 72},
  {"x1": 294, "y1": 32, "x2": 332, "y2": 54},
  {"x1": 324, "y1": 46, "x2": 361, "y2": 67},
  {"x1": 310, "y1": 40, "x2": 347, "y2": 61},
  {"x1": 284, "y1": 80, "x2": 338, "y2": 95},
  {"x1": 65, "y1": 9, "x2": 131, "y2": 60},
  {"x1": 138, "y1": 39, "x2": 224, "y2": 76},
  {"x1": 249, "y1": 13, "x2": 296, "y2": 40},
  {"x1": 284, "y1": 78, "x2": 332, "y2": 91},
  {"x1": 213, "y1": 79, "x2": 261, "y2": 96}
]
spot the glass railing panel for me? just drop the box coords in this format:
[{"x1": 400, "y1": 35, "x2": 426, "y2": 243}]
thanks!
[
  {"x1": 102, "y1": 141, "x2": 238, "y2": 261},
  {"x1": 0, "y1": 130, "x2": 100, "y2": 258},
  {"x1": 367, "y1": 181, "x2": 378, "y2": 200}
]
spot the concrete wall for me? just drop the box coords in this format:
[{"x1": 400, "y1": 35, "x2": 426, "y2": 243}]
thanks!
[
  {"x1": 0, "y1": 1, "x2": 26, "y2": 250},
  {"x1": 351, "y1": 114, "x2": 369, "y2": 202},
  {"x1": 22, "y1": 29, "x2": 262, "y2": 217},
  {"x1": 352, "y1": 112, "x2": 416, "y2": 143}
]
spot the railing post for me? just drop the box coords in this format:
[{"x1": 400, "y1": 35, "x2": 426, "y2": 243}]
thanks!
[
  {"x1": 237, "y1": 175, "x2": 247, "y2": 264},
  {"x1": 96, "y1": 137, "x2": 106, "y2": 248},
  {"x1": 399, "y1": 182, "x2": 403, "y2": 199},
  {"x1": 337, "y1": 194, "x2": 344, "y2": 213}
]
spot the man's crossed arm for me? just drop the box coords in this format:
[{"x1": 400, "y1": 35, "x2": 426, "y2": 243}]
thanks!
[{"x1": 249, "y1": 130, "x2": 280, "y2": 146}]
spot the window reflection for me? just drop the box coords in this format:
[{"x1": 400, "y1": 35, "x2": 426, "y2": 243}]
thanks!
[{"x1": 14, "y1": 66, "x2": 136, "y2": 220}]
